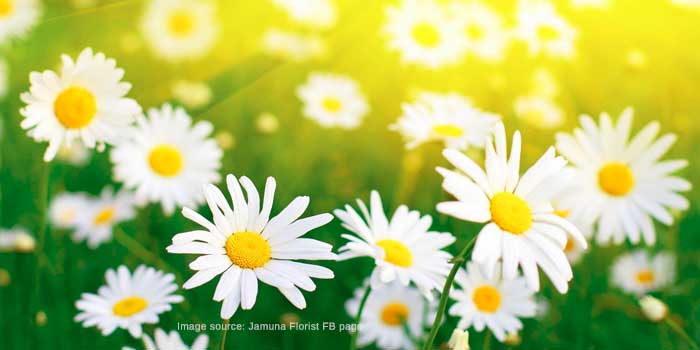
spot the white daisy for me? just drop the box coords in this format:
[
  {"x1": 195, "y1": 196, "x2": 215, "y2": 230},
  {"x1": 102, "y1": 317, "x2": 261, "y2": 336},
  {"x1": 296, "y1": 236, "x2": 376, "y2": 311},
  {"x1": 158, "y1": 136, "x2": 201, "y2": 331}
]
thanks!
[
  {"x1": 436, "y1": 122, "x2": 587, "y2": 293},
  {"x1": 272, "y1": 0, "x2": 337, "y2": 29},
  {"x1": 390, "y1": 91, "x2": 500, "y2": 150},
  {"x1": 346, "y1": 280, "x2": 436, "y2": 350},
  {"x1": 166, "y1": 174, "x2": 337, "y2": 319},
  {"x1": 383, "y1": 0, "x2": 466, "y2": 68},
  {"x1": 296, "y1": 72, "x2": 369, "y2": 129},
  {"x1": 0, "y1": 0, "x2": 41, "y2": 44},
  {"x1": 449, "y1": 262, "x2": 536, "y2": 342},
  {"x1": 261, "y1": 28, "x2": 326, "y2": 62},
  {"x1": 450, "y1": 1, "x2": 509, "y2": 62},
  {"x1": 170, "y1": 80, "x2": 212, "y2": 110},
  {"x1": 123, "y1": 328, "x2": 208, "y2": 350},
  {"x1": 513, "y1": 1, "x2": 577, "y2": 59},
  {"x1": 75, "y1": 265, "x2": 183, "y2": 338},
  {"x1": 335, "y1": 190, "x2": 455, "y2": 298},
  {"x1": 611, "y1": 250, "x2": 675, "y2": 295},
  {"x1": 0, "y1": 227, "x2": 35, "y2": 252},
  {"x1": 73, "y1": 188, "x2": 136, "y2": 248},
  {"x1": 513, "y1": 95, "x2": 565, "y2": 130},
  {"x1": 142, "y1": 0, "x2": 219, "y2": 62},
  {"x1": 111, "y1": 104, "x2": 222, "y2": 215},
  {"x1": 49, "y1": 192, "x2": 90, "y2": 229},
  {"x1": 19, "y1": 47, "x2": 142, "y2": 161},
  {"x1": 555, "y1": 108, "x2": 691, "y2": 245},
  {"x1": 56, "y1": 140, "x2": 92, "y2": 166}
]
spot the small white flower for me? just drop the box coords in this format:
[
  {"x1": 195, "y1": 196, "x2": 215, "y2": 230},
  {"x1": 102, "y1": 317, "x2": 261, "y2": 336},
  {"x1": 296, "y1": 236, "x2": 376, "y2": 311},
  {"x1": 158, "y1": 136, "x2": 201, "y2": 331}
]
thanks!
[
  {"x1": 20, "y1": 48, "x2": 142, "y2": 161},
  {"x1": 449, "y1": 2, "x2": 509, "y2": 62},
  {"x1": 612, "y1": 250, "x2": 675, "y2": 295},
  {"x1": 167, "y1": 174, "x2": 337, "y2": 319},
  {"x1": 75, "y1": 265, "x2": 183, "y2": 338},
  {"x1": 513, "y1": 0, "x2": 577, "y2": 58},
  {"x1": 111, "y1": 104, "x2": 222, "y2": 215},
  {"x1": 261, "y1": 28, "x2": 326, "y2": 62},
  {"x1": 335, "y1": 190, "x2": 455, "y2": 298},
  {"x1": 123, "y1": 328, "x2": 209, "y2": 350},
  {"x1": 256, "y1": 112, "x2": 280, "y2": 134},
  {"x1": 448, "y1": 328, "x2": 470, "y2": 350},
  {"x1": 437, "y1": 122, "x2": 587, "y2": 293},
  {"x1": 49, "y1": 192, "x2": 90, "y2": 229},
  {"x1": 391, "y1": 91, "x2": 500, "y2": 150},
  {"x1": 171, "y1": 80, "x2": 212, "y2": 110},
  {"x1": 0, "y1": 227, "x2": 35, "y2": 252},
  {"x1": 639, "y1": 295, "x2": 668, "y2": 322},
  {"x1": 142, "y1": 0, "x2": 219, "y2": 62},
  {"x1": 0, "y1": 0, "x2": 41, "y2": 44},
  {"x1": 346, "y1": 280, "x2": 436, "y2": 350},
  {"x1": 73, "y1": 188, "x2": 136, "y2": 248},
  {"x1": 296, "y1": 72, "x2": 369, "y2": 129},
  {"x1": 514, "y1": 95, "x2": 565, "y2": 130},
  {"x1": 272, "y1": 0, "x2": 337, "y2": 29},
  {"x1": 449, "y1": 262, "x2": 536, "y2": 342}
]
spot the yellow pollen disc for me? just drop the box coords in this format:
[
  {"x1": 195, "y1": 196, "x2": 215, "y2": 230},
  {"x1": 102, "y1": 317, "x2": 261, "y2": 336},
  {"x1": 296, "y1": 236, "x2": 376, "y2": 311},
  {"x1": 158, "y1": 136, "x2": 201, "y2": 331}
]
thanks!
[
  {"x1": 537, "y1": 25, "x2": 559, "y2": 41},
  {"x1": 564, "y1": 238, "x2": 574, "y2": 252},
  {"x1": 432, "y1": 124, "x2": 464, "y2": 137},
  {"x1": 472, "y1": 285, "x2": 501, "y2": 313},
  {"x1": 0, "y1": 0, "x2": 14, "y2": 17},
  {"x1": 598, "y1": 162, "x2": 635, "y2": 196},
  {"x1": 376, "y1": 239, "x2": 413, "y2": 267},
  {"x1": 466, "y1": 24, "x2": 484, "y2": 41},
  {"x1": 635, "y1": 270, "x2": 655, "y2": 284},
  {"x1": 112, "y1": 296, "x2": 148, "y2": 317},
  {"x1": 54, "y1": 87, "x2": 97, "y2": 129},
  {"x1": 380, "y1": 302, "x2": 410, "y2": 326},
  {"x1": 412, "y1": 23, "x2": 441, "y2": 48},
  {"x1": 94, "y1": 207, "x2": 115, "y2": 225},
  {"x1": 148, "y1": 145, "x2": 184, "y2": 177},
  {"x1": 225, "y1": 232, "x2": 271, "y2": 269},
  {"x1": 322, "y1": 97, "x2": 342, "y2": 113},
  {"x1": 168, "y1": 11, "x2": 195, "y2": 36},
  {"x1": 490, "y1": 192, "x2": 533, "y2": 235}
]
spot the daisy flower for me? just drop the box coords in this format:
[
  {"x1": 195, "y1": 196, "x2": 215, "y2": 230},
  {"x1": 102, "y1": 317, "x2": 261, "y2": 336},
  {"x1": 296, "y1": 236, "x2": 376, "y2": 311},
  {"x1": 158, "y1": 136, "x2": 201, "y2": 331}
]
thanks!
[
  {"x1": 19, "y1": 47, "x2": 142, "y2": 161},
  {"x1": 450, "y1": 1, "x2": 509, "y2": 62},
  {"x1": 513, "y1": 1, "x2": 577, "y2": 59},
  {"x1": 123, "y1": 328, "x2": 208, "y2": 350},
  {"x1": 383, "y1": 0, "x2": 466, "y2": 68},
  {"x1": 0, "y1": 227, "x2": 35, "y2": 252},
  {"x1": 555, "y1": 108, "x2": 691, "y2": 245},
  {"x1": 611, "y1": 250, "x2": 675, "y2": 295},
  {"x1": 49, "y1": 192, "x2": 89, "y2": 229},
  {"x1": 111, "y1": 104, "x2": 222, "y2": 215},
  {"x1": 73, "y1": 188, "x2": 136, "y2": 248},
  {"x1": 335, "y1": 190, "x2": 455, "y2": 298},
  {"x1": 166, "y1": 174, "x2": 336, "y2": 319},
  {"x1": 296, "y1": 72, "x2": 369, "y2": 129},
  {"x1": 513, "y1": 95, "x2": 565, "y2": 130},
  {"x1": 449, "y1": 262, "x2": 536, "y2": 342},
  {"x1": 272, "y1": 0, "x2": 337, "y2": 29},
  {"x1": 262, "y1": 28, "x2": 326, "y2": 62},
  {"x1": 346, "y1": 280, "x2": 436, "y2": 350},
  {"x1": 170, "y1": 80, "x2": 212, "y2": 110},
  {"x1": 142, "y1": 0, "x2": 219, "y2": 62},
  {"x1": 436, "y1": 122, "x2": 587, "y2": 293},
  {"x1": 390, "y1": 91, "x2": 500, "y2": 150},
  {"x1": 75, "y1": 265, "x2": 183, "y2": 337},
  {"x1": 0, "y1": 0, "x2": 41, "y2": 44}
]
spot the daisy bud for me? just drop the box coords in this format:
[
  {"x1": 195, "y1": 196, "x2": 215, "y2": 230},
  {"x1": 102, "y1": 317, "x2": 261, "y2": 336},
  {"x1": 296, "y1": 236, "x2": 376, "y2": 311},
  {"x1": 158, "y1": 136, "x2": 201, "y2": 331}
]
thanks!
[
  {"x1": 448, "y1": 329, "x2": 470, "y2": 350},
  {"x1": 639, "y1": 295, "x2": 668, "y2": 322}
]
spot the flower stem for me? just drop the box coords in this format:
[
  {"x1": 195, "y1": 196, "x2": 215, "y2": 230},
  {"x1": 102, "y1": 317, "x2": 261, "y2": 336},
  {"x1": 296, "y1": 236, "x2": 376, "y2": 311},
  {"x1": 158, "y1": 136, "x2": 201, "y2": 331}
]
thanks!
[
  {"x1": 422, "y1": 234, "x2": 478, "y2": 350},
  {"x1": 350, "y1": 284, "x2": 372, "y2": 350},
  {"x1": 220, "y1": 319, "x2": 230, "y2": 350},
  {"x1": 665, "y1": 317, "x2": 700, "y2": 349}
]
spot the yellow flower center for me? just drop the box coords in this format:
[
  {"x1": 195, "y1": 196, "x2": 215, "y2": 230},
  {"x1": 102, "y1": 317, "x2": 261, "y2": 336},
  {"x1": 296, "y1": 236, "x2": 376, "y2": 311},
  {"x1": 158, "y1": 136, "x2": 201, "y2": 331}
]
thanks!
[
  {"x1": 636, "y1": 269, "x2": 655, "y2": 284},
  {"x1": 54, "y1": 87, "x2": 97, "y2": 129},
  {"x1": 537, "y1": 25, "x2": 560, "y2": 41},
  {"x1": 225, "y1": 232, "x2": 271, "y2": 269},
  {"x1": 112, "y1": 296, "x2": 148, "y2": 317},
  {"x1": 148, "y1": 144, "x2": 184, "y2": 177},
  {"x1": 432, "y1": 124, "x2": 464, "y2": 138},
  {"x1": 0, "y1": 0, "x2": 14, "y2": 17},
  {"x1": 380, "y1": 302, "x2": 410, "y2": 326},
  {"x1": 376, "y1": 239, "x2": 413, "y2": 267},
  {"x1": 490, "y1": 192, "x2": 533, "y2": 235},
  {"x1": 168, "y1": 11, "x2": 195, "y2": 36},
  {"x1": 598, "y1": 162, "x2": 635, "y2": 197},
  {"x1": 94, "y1": 207, "x2": 115, "y2": 226},
  {"x1": 472, "y1": 285, "x2": 501, "y2": 313},
  {"x1": 466, "y1": 24, "x2": 484, "y2": 41},
  {"x1": 322, "y1": 97, "x2": 342, "y2": 113},
  {"x1": 412, "y1": 23, "x2": 441, "y2": 48},
  {"x1": 564, "y1": 238, "x2": 575, "y2": 252}
]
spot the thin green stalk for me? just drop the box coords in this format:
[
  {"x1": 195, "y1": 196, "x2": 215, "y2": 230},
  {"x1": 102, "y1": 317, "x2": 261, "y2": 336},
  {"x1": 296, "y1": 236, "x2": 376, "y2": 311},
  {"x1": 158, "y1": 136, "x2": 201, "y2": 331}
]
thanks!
[
  {"x1": 220, "y1": 319, "x2": 230, "y2": 350},
  {"x1": 423, "y1": 234, "x2": 478, "y2": 350},
  {"x1": 350, "y1": 284, "x2": 372, "y2": 350},
  {"x1": 665, "y1": 317, "x2": 700, "y2": 350},
  {"x1": 483, "y1": 330, "x2": 492, "y2": 350},
  {"x1": 113, "y1": 226, "x2": 178, "y2": 274}
]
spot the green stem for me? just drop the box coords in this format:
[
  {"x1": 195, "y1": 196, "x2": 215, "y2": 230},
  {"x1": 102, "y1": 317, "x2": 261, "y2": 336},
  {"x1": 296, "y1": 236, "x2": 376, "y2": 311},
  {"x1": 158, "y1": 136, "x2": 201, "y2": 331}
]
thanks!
[
  {"x1": 220, "y1": 319, "x2": 230, "y2": 350},
  {"x1": 350, "y1": 284, "x2": 372, "y2": 350},
  {"x1": 422, "y1": 234, "x2": 478, "y2": 350},
  {"x1": 483, "y1": 330, "x2": 492, "y2": 350},
  {"x1": 665, "y1": 317, "x2": 700, "y2": 350}
]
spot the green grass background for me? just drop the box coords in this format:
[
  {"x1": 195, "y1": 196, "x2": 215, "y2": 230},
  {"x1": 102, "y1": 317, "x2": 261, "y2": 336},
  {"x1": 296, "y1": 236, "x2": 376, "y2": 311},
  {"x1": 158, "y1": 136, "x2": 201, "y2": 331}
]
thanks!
[{"x1": 2, "y1": 0, "x2": 700, "y2": 349}]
